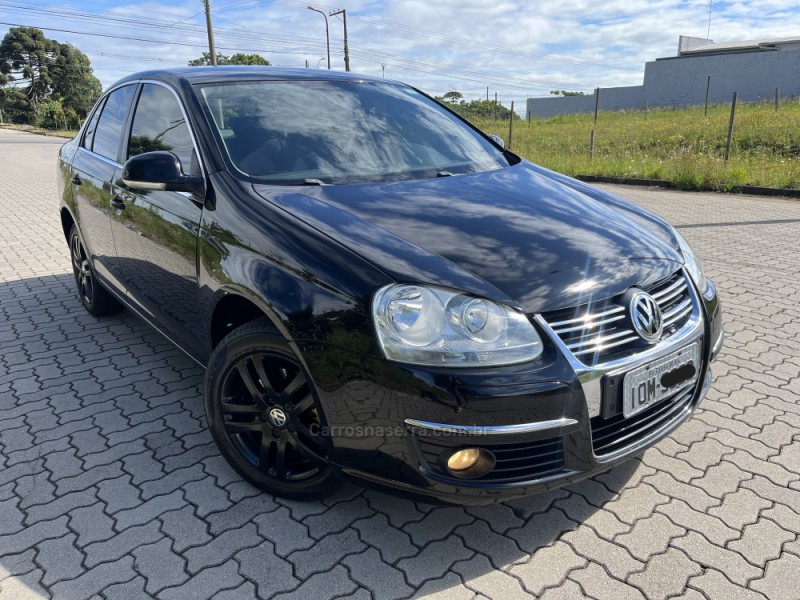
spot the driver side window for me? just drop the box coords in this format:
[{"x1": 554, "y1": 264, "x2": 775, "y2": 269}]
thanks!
[{"x1": 127, "y1": 84, "x2": 198, "y2": 175}]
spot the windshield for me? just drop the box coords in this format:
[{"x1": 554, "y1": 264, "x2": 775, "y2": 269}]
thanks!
[{"x1": 198, "y1": 80, "x2": 507, "y2": 185}]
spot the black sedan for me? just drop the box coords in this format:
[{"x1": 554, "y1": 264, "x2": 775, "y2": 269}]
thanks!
[{"x1": 57, "y1": 67, "x2": 723, "y2": 505}]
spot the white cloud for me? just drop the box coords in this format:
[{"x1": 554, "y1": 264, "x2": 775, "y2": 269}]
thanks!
[{"x1": 3, "y1": 0, "x2": 800, "y2": 107}]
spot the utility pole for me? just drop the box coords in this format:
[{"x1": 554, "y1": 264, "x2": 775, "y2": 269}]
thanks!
[
  {"x1": 329, "y1": 9, "x2": 350, "y2": 72},
  {"x1": 381, "y1": 64, "x2": 386, "y2": 78},
  {"x1": 307, "y1": 6, "x2": 330, "y2": 70},
  {"x1": 203, "y1": 0, "x2": 217, "y2": 66}
]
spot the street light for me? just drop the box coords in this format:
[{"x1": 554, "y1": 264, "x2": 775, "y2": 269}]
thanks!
[{"x1": 307, "y1": 6, "x2": 330, "y2": 70}]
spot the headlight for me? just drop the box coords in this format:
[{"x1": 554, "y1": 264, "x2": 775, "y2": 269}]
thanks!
[
  {"x1": 372, "y1": 284, "x2": 544, "y2": 367},
  {"x1": 673, "y1": 230, "x2": 708, "y2": 293}
]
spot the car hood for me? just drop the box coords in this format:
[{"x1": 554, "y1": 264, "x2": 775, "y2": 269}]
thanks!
[{"x1": 252, "y1": 162, "x2": 684, "y2": 313}]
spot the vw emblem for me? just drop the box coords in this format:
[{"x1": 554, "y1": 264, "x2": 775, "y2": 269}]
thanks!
[
  {"x1": 268, "y1": 407, "x2": 288, "y2": 428},
  {"x1": 629, "y1": 291, "x2": 663, "y2": 342}
]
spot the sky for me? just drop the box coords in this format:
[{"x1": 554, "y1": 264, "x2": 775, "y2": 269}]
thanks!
[{"x1": 2, "y1": 0, "x2": 800, "y2": 110}]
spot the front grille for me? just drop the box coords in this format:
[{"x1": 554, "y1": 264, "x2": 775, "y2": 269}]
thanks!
[
  {"x1": 414, "y1": 434, "x2": 565, "y2": 484},
  {"x1": 591, "y1": 384, "x2": 694, "y2": 456},
  {"x1": 541, "y1": 271, "x2": 693, "y2": 366}
]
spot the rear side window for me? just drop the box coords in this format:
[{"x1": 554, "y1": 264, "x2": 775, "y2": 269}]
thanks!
[
  {"x1": 82, "y1": 98, "x2": 105, "y2": 151},
  {"x1": 92, "y1": 85, "x2": 136, "y2": 162},
  {"x1": 127, "y1": 84, "x2": 196, "y2": 174}
]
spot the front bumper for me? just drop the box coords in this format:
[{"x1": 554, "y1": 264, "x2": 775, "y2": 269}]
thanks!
[{"x1": 302, "y1": 276, "x2": 723, "y2": 506}]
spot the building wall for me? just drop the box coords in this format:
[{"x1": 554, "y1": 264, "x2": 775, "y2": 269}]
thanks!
[
  {"x1": 526, "y1": 47, "x2": 800, "y2": 118},
  {"x1": 643, "y1": 50, "x2": 800, "y2": 106},
  {"x1": 526, "y1": 86, "x2": 644, "y2": 118}
]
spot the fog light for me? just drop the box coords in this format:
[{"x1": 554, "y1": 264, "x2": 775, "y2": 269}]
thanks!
[
  {"x1": 439, "y1": 447, "x2": 495, "y2": 478},
  {"x1": 447, "y1": 448, "x2": 481, "y2": 471}
]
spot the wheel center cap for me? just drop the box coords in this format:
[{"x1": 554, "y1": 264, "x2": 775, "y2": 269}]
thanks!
[{"x1": 267, "y1": 407, "x2": 288, "y2": 428}]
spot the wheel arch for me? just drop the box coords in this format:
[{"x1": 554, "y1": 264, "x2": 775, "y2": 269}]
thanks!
[
  {"x1": 60, "y1": 207, "x2": 76, "y2": 242},
  {"x1": 209, "y1": 289, "x2": 285, "y2": 351}
]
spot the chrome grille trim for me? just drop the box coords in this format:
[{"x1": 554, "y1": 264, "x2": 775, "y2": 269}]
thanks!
[
  {"x1": 652, "y1": 277, "x2": 686, "y2": 301},
  {"x1": 553, "y1": 313, "x2": 626, "y2": 335},
  {"x1": 572, "y1": 333, "x2": 640, "y2": 355},
  {"x1": 549, "y1": 305, "x2": 625, "y2": 328},
  {"x1": 663, "y1": 298, "x2": 692, "y2": 327},
  {"x1": 540, "y1": 271, "x2": 694, "y2": 365},
  {"x1": 534, "y1": 269, "x2": 705, "y2": 419}
]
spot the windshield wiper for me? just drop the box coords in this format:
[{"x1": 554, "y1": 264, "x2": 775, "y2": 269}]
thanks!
[{"x1": 436, "y1": 171, "x2": 454, "y2": 177}]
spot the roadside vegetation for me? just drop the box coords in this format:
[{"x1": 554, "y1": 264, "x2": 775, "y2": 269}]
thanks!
[
  {"x1": 472, "y1": 100, "x2": 800, "y2": 191},
  {"x1": 5, "y1": 40, "x2": 799, "y2": 193}
]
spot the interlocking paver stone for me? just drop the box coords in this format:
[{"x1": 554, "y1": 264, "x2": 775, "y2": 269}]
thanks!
[
  {"x1": 708, "y1": 487, "x2": 773, "y2": 530},
  {"x1": 49, "y1": 556, "x2": 136, "y2": 600},
  {"x1": 688, "y1": 569, "x2": 770, "y2": 600},
  {"x1": 36, "y1": 532, "x2": 84, "y2": 586},
  {"x1": 2, "y1": 128, "x2": 800, "y2": 599},
  {"x1": 101, "y1": 576, "x2": 152, "y2": 600},
  {"x1": 271, "y1": 565, "x2": 357, "y2": 600},
  {"x1": 253, "y1": 506, "x2": 315, "y2": 557},
  {"x1": 184, "y1": 523, "x2": 262, "y2": 574},
  {"x1": 508, "y1": 541, "x2": 587, "y2": 596},
  {"x1": 627, "y1": 547, "x2": 702, "y2": 599},
  {"x1": 673, "y1": 531, "x2": 762, "y2": 585},
  {"x1": 396, "y1": 537, "x2": 474, "y2": 587},
  {"x1": 569, "y1": 562, "x2": 646, "y2": 600},
  {"x1": 451, "y1": 554, "x2": 530, "y2": 600},
  {"x1": 728, "y1": 518, "x2": 795, "y2": 567},
  {"x1": 83, "y1": 521, "x2": 162, "y2": 568},
  {"x1": 132, "y1": 537, "x2": 189, "y2": 594},
  {"x1": 343, "y1": 548, "x2": 414, "y2": 599},
  {"x1": 156, "y1": 560, "x2": 243, "y2": 600},
  {"x1": 158, "y1": 505, "x2": 211, "y2": 553},
  {"x1": 288, "y1": 528, "x2": 366, "y2": 580},
  {"x1": 404, "y1": 507, "x2": 476, "y2": 547},
  {"x1": 235, "y1": 542, "x2": 299, "y2": 598},
  {"x1": 352, "y1": 513, "x2": 418, "y2": 564}
]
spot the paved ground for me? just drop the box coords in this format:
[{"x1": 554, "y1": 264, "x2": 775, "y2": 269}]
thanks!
[{"x1": 0, "y1": 126, "x2": 798, "y2": 600}]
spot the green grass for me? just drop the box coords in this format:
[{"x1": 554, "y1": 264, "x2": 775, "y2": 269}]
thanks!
[
  {"x1": 0, "y1": 123, "x2": 77, "y2": 138},
  {"x1": 6, "y1": 100, "x2": 800, "y2": 191},
  {"x1": 473, "y1": 99, "x2": 800, "y2": 191}
]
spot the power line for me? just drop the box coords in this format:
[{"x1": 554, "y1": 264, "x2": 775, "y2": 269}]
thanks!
[
  {"x1": 269, "y1": 0, "x2": 636, "y2": 72},
  {"x1": 0, "y1": 21, "x2": 324, "y2": 55}
]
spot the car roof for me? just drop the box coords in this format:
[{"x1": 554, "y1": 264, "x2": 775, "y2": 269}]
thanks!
[{"x1": 111, "y1": 66, "x2": 396, "y2": 88}]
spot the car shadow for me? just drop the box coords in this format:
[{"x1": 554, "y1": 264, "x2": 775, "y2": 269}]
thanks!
[{"x1": 1, "y1": 273, "x2": 641, "y2": 598}]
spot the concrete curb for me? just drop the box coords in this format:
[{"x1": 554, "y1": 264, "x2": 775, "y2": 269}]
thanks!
[{"x1": 577, "y1": 174, "x2": 800, "y2": 199}]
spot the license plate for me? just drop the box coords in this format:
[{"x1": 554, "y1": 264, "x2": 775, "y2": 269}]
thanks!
[{"x1": 623, "y1": 343, "x2": 701, "y2": 418}]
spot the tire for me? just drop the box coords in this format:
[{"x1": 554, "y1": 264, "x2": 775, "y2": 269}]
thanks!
[
  {"x1": 68, "y1": 224, "x2": 123, "y2": 317},
  {"x1": 204, "y1": 318, "x2": 338, "y2": 499}
]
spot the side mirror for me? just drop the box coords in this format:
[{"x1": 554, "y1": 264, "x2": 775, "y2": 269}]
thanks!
[
  {"x1": 122, "y1": 151, "x2": 204, "y2": 195},
  {"x1": 487, "y1": 134, "x2": 505, "y2": 150}
]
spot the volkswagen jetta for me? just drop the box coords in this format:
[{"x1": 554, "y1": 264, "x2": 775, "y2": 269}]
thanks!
[{"x1": 57, "y1": 67, "x2": 724, "y2": 505}]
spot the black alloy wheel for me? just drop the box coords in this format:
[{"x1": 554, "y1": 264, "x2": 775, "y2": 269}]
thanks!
[
  {"x1": 68, "y1": 224, "x2": 122, "y2": 316},
  {"x1": 205, "y1": 318, "x2": 337, "y2": 498}
]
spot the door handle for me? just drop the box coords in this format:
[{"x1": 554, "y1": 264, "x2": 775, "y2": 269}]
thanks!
[
  {"x1": 110, "y1": 195, "x2": 126, "y2": 210},
  {"x1": 71, "y1": 174, "x2": 82, "y2": 186}
]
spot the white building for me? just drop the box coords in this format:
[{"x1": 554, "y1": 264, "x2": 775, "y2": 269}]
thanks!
[{"x1": 526, "y1": 35, "x2": 800, "y2": 118}]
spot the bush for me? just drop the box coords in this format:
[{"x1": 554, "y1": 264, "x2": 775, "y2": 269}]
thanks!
[
  {"x1": 0, "y1": 86, "x2": 35, "y2": 124},
  {"x1": 37, "y1": 99, "x2": 66, "y2": 129}
]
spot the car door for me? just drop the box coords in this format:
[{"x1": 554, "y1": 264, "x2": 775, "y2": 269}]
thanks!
[
  {"x1": 70, "y1": 84, "x2": 137, "y2": 290},
  {"x1": 109, "y1": 82, "x2": 205, "y2": 355}
]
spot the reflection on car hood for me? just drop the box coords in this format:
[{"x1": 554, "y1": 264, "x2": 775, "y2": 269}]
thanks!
[{"x1": 252, "y1": 162, "x2": 684, "y2": 313}]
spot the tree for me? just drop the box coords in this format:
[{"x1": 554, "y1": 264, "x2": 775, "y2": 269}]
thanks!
[
  {"x1": 0, "y1": 27, "x2": 60, "y2": 111},
  {"x1": 442, "y1": 90, "x2": 463, "y2": 103},
  {"x1": 188, "y1": 52, "x2": 271, "y2": 66},
  {"x1": 0, "y1": 86, "x2": 35, "y2": 123},
  {"x1": 51, "y1": 44, "x2": 102, "y2": 118},
  {"x1": 436, "y1": 97, "x2": 518, "y2": 120},
  {"x1": 0, "y1": 27, "x2": 101, "y2": 124}
]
